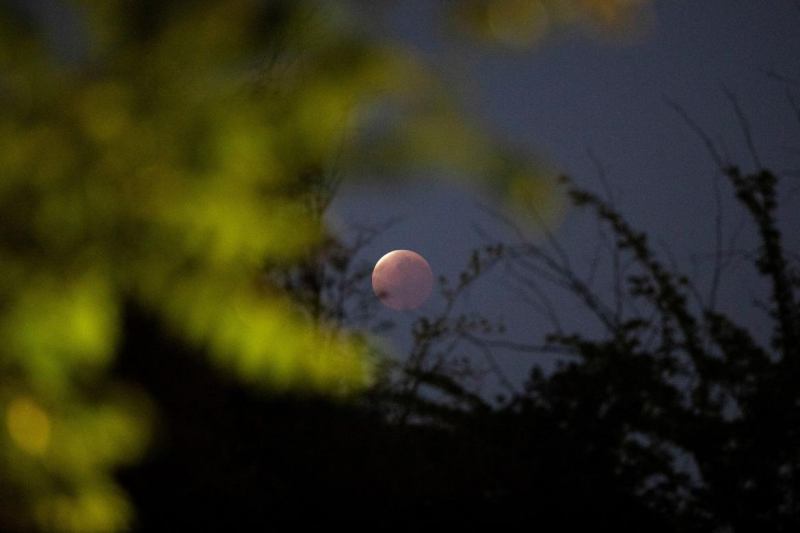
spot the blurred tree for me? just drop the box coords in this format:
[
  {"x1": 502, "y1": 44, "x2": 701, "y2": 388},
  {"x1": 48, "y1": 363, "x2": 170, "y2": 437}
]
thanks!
[
  {"x1": 451, "y1": 0, "x2": 652, "y2": 48},
  {"x1": 0, "y1": 0, "x2": 651, "y2": 530}
]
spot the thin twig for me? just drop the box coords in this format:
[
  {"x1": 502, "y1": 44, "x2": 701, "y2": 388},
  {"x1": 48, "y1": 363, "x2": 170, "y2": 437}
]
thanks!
[
  {"x1": 461, "y1": 334, "x2": 519, "y2": 395},
  {"x1": 665, "y1": 97, "x2": 725, "y2": 169},
  {"x1": 721, "y1": 85, "x2": 763, "y2": 171}
]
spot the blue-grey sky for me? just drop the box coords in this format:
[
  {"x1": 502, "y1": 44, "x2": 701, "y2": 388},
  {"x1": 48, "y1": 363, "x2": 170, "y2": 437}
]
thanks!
[{"x1": 333, "y1": 0, "x2": 800, "y2": 393}]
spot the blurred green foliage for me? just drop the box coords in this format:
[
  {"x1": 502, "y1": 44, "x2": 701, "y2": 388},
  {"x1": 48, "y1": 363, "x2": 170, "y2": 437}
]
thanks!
[
  {"x1": 0, "y1": 0, "x2": 644, "y2": 530},
  {"x1": 452, "y1": 0, "x2": 651, "y2": 47}
]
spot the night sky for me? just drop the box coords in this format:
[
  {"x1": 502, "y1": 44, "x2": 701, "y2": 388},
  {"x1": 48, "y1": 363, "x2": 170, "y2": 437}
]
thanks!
[{"x1": 334, "y1": 0, "x2": 800, "y2": 391}]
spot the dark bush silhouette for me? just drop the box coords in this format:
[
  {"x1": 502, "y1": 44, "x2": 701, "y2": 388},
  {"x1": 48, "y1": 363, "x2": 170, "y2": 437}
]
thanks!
[{"x1": 114, "y1": 101, "x2": 799, "y2": 530}]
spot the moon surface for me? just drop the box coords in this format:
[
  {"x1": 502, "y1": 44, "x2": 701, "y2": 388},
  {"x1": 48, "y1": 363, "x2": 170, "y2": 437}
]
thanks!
[{"x1": 372, "y1": 250, "x2": 434, "y2": 310}]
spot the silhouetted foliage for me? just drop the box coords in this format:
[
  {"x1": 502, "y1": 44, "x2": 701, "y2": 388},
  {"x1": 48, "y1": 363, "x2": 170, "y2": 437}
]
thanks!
[
  {"x1": 470, "y1": 145, "x2": 800, "y2": 528},
  {"x1": 112, "y1": 101, "x2": 800, "y2": 530}
]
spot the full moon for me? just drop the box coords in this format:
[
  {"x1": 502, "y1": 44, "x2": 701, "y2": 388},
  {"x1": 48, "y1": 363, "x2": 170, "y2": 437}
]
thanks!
[{"x1": 372, "y1": 250, "x2": 434, "y2": 310}]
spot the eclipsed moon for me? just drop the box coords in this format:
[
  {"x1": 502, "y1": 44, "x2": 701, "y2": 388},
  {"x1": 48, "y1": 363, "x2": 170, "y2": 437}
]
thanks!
[{"x1": 372, "y1": 250, "x2": 434, "y2": 310}]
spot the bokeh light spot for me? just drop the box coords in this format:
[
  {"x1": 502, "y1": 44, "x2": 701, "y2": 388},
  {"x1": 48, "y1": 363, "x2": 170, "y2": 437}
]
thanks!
[{"x1": 6, "y1": 396, "x2": 51, "y2": 456}]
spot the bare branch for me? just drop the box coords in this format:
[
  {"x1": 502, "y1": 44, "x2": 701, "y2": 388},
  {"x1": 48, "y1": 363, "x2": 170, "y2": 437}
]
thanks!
[
  {"x1": 721, "y1": 85, "x2": 763, "y2": 171},
  {"x1": 461, "y1": 334, "x2": 576, "y2": 357},
  {"x1": 709, "y1": 164, "x2": 724, "y2": 312},
  {"x1": 461, "y1": 334, "x2": 519, "y2": 395},
  {"x1": 502, "y1": 261, "x2": 564, "y2": 333},
  {"x1": 665, "y1": 97, "x2": 726, "y2": 169},
  {"x1": 587, "y1": 148, "x2": 625, "y2": 323}
]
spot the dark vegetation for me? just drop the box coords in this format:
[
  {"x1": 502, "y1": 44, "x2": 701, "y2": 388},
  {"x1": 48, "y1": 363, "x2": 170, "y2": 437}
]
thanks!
[{"x1": 116, "y1": 122, "x2": 800, "y2": 530}]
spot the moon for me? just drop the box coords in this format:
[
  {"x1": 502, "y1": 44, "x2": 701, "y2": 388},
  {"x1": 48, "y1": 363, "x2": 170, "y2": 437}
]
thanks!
[{"x1": 372, "y1": 250, "x2": 434, "y2": 310}]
